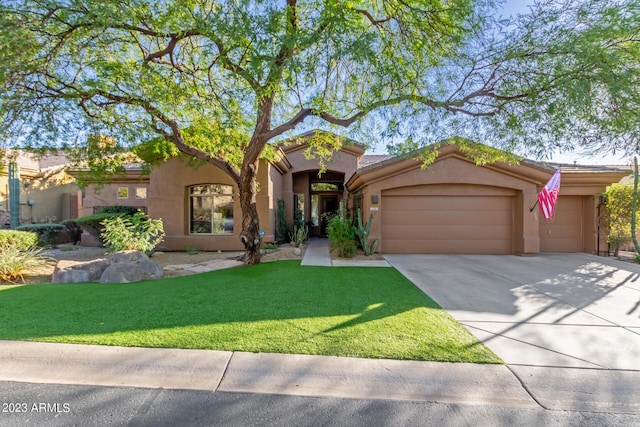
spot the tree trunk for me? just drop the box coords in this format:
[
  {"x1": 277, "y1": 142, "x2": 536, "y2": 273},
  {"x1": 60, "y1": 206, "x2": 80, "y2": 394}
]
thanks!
[{"x1": 239, "y1": 160, "x2": 261, "y2": 265}]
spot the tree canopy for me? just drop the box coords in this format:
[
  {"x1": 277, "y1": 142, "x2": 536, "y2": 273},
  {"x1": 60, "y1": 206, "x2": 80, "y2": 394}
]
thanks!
[{"x1": 0, "y1": 0, "x2": 638, "y2": 262}]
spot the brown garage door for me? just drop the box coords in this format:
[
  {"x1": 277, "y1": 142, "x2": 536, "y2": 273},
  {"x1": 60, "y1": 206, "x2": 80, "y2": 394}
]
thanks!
[
  {"x1": 381, "y1": 195, "x2": 513, "y2": 254},
  {"x1": 539, "y1": 195, "x2": 583, "y2": 252}
]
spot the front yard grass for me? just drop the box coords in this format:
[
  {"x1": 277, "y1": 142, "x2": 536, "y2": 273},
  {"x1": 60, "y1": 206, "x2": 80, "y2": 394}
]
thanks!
[{"x1": 0, "y1": 260, "x2": 501, "y2": 363}]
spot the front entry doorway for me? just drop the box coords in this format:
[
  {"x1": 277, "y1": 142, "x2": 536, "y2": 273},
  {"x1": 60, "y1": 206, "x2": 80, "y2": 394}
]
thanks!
[{"x1": 319, "y1": 194, "x2": 339, "y2": 236}]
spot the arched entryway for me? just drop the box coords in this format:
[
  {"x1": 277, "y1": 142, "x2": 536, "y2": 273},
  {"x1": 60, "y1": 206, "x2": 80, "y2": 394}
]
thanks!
[{"x1": 292, "y1": 170, "x2": 345, "y2": 237}]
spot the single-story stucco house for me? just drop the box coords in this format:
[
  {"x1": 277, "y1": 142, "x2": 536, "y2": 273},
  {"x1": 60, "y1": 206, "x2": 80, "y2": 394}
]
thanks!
[{"x1": 73, "y1": 131, "x2": 630, "y2": 256}]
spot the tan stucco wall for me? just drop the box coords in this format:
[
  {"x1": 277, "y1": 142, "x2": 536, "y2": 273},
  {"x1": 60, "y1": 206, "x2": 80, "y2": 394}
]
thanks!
[
  {"x1": 22, "y1": 170, "x2": 79, "y2": 223},
  {"x1": 81, "y1": 182, "x2": 150, "y2": 217},
  {"x1": 147, "y1": 158, "x2": 278, "y2": 251},
  {"x1": 1, "y1": 169, "x2": 79, "y2": 224}
]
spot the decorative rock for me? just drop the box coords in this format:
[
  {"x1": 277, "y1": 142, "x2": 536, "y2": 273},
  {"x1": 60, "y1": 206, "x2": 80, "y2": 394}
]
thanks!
[
  {"x1": 99, "y1": 259, "x2": 164, "y2": 284},
  {"x1": 293, "y1": 247, "x2": 301, "y2": 256},
  {"x1": 52, "y1": 250, "x2": 164, "y2": 284},
  {"x1": 52, "y1": 259, "x2": 112, "y2": 284},
  {"x1": 106, "y1": 250, "x2": 149, "y2": 263}
]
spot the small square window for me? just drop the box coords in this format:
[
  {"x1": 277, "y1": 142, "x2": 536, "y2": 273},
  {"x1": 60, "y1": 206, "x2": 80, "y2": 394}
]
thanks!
[
  {"x1": 117, "y1": 187, "x2": 129, "y2": 199},
  {"x1": 135, "y1": 187, "x2": 147, "y2": 199}
]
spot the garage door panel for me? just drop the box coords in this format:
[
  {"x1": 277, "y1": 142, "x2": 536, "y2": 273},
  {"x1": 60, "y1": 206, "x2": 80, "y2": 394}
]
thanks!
[
  {"x1": 381, "y1": 194, "x2": 513, "y2": 254},
  {"x1": 539, "y1": 196, "x2": 582, "y2": 252},
  {"x1": 382, "y1": 210, "x2": 512, "y2": 226},
  {"x1": 383, "y1": 224, "x2": 512, "y2": 241},
  {"x1": 387, "y1": 196, "x2": 511, "y2": 211}
]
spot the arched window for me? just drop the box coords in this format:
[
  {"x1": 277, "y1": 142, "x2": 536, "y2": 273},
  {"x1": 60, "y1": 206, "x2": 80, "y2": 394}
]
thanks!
[{"x1": 189, "y1": 184, "x2": 234, "y2": 234}]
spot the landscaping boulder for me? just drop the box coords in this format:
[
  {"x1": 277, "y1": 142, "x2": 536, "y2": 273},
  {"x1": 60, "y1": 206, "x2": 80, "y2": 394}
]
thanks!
[
  {"x1": 99, "y1": 258, "x2": 164, "y2": 284},
  {"x1": 52, "y1": 250, "x2": 164, "y2": 284},
  {"x1": 52, "y1": 259, "x2": 112, "y2": 284}
]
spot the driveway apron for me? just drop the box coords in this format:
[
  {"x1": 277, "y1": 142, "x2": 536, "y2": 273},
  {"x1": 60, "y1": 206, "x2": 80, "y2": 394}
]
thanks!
[{"x1": 385, "y1": 253, "x2": 640, "y2": 370}]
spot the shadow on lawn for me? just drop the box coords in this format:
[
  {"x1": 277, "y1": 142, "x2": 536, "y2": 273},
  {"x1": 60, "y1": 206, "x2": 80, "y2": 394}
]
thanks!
[{"x1": 0, "y1": 261, "x2": 431, "y2": 342}]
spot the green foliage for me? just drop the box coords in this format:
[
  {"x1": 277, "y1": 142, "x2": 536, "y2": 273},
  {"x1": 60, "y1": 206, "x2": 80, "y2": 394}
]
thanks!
[
  {"x1": 275, "y1": 199, "x2": 289, "y2": 244},
  {"x1": 63, "y1": 213, "x2": 123, "y2": 246},
  {"x1": 0, "y1": 230, "x2": 38, "y2": 251},
  {"x1": 94, "y1": 206, "x2": 141, "y2": 215},
  {"x1": 0, "y1": 245, "x2": 48, "y2": 283},
  {"x1": 16, "y1": 223, "x2": 66, "y2": 247},
  {"x1": 604, "y1": 183, "x2": 638, "y2": 254},
  {"x1": 289, "y1": 223, "x2": 308, "y2": 248},
  {"x1": 356, "y1": 208, "x2": 379, "y2": 256},
  {"x1": 326, "y1": 205, "x2": 356, "y2": 258},
  {"x1": 100, "y1": 212, "x2": 165, "y2": 256}
]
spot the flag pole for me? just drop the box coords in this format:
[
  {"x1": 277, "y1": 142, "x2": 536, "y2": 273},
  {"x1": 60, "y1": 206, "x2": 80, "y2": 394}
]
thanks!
[{"x1": 529, "y1": 199, "x2": 539, "y2": 212}]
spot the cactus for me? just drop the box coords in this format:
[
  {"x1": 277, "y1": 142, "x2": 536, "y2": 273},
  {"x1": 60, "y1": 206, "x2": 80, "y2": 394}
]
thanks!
[
  {"x1": 632, "y1": 156, "x2": 640, "y2": 257},
  {"x1": 356, "y1": 208, "x2": 379, "y2": 256}
]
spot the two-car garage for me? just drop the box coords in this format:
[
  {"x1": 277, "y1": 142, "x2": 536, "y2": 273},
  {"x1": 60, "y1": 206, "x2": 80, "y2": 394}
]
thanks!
[
  {"x1": 347, "y1": 144, "x2": 627, "y2": 256},
  {"x1": 380, "y1": 185, "x2": 515, "y2": 254}
]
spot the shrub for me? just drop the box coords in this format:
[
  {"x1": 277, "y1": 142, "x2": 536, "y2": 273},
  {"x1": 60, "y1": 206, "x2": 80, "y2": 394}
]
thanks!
[
  {"x1": 325, "y1": 205, "x2": 356, "y2": 258},
  {"x1": 63, "y1": 213, "x2": 123, "y2": 246},
  {"x1": 16, "y1": 223, "x2": 67, "y2": 247},
  {"x1": 0, "y1": 246, "x2": 48, "y2": 283},
  {"x1": 275, "y1": 199, "x2": 288, "y2": 244},
  {"x1": 0, "y1": 230, "x2": 38, "y2": 251},
  {"x1": 94, "y1": 205, "x2": 141, "y2": 215},
  {"x1": 100, "y1": 212, "x2": 165, "y2": 255}
]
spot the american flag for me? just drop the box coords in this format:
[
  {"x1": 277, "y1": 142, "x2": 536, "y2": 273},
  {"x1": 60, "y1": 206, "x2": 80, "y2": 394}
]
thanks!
[{"x1": 538, "y1": 169, "x2": 561, "y2": 221}]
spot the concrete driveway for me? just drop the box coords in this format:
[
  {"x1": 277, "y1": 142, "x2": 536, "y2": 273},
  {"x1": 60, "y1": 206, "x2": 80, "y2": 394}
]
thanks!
[{"x1": 385, "y1": 253, "x2": 640, "y2": 370}]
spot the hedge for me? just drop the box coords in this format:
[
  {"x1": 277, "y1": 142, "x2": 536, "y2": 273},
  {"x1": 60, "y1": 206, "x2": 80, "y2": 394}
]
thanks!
[{"x1": 0, "y1": 229, "x2": 39, "y2": 251}]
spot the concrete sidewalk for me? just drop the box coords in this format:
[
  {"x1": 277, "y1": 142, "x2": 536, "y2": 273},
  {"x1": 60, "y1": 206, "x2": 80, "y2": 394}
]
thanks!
[
  {"x1": 0, "y1": 340, "x2": 536, "y2": 408},
  {"x1": 301, "y1": 238, "x2": 391, "y2": 267},
  {"x1": 2, "y1": 340, "x2": 639, "y2": 413}
]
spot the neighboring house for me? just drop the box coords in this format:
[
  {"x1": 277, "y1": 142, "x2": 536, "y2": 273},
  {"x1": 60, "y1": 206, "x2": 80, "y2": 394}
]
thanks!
[
  {"x1": 1, "y1": 150, "x2": 79, "y2": 227},
  {"x1": 72, "y1": 131, "x2": 630, "y2": 255}
]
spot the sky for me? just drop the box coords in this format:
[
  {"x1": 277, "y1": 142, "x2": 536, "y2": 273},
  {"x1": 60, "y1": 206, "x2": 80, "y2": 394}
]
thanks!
[{"x1": 372, "y1": 0, "x2": 631, "y2": 166}]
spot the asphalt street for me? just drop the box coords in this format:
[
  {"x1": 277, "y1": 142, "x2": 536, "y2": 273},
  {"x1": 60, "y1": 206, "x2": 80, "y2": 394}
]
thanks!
[{"x1": 1, "y1": 381, "x2": 639, "y2": 427}]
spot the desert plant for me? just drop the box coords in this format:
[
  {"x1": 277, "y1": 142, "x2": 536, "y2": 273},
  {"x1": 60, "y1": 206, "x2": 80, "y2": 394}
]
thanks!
[
  {"x1": 276, "y1": 200, "x2": 290, "y2": 244},
  {"x1": 289, "y1": 223, "x2": 308, "y2": 247},
  {"x1": 63, "y1": 213, "x2": 124, "y2": 245},
  {"x1": 605, "y1": 182, "x2": 640, "y2": 256},
  {"x1": 0, "y1": 229, "x2": 38, "y2": 251},
  {"x1": 0, "y1": 245, "x2": 49, "y2": 283},
  {"x1": 16, "y1": 223, "x2": 66, "y2": 247},
  {"x1": 356, "y1": 208, "x2": 379, "y2": 256},
  {"x1": 632, "y1": 156, "x2": 640, "y2": 255},
  {"x1": 100, "y1": 212, "x2": 165, "y2": 255},
  {"x1": 325, "y1": 205, "x2": 356, "y2": 258}
]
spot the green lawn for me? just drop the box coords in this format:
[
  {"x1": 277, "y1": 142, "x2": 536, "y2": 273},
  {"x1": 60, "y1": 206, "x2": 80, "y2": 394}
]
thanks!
[{"x1": 0, "y1": 260, "x2": 501, "y2": 363}]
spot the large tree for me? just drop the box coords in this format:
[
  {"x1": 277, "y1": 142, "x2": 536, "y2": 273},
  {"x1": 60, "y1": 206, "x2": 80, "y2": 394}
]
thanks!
[{"x1": 1, "y1": 0, "x2": 638, "y2": 264}]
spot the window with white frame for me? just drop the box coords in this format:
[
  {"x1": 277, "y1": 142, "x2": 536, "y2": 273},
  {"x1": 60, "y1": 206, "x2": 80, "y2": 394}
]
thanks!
[{"x1": 189, "y1": 184, "x2": 234, "y2": 234}]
